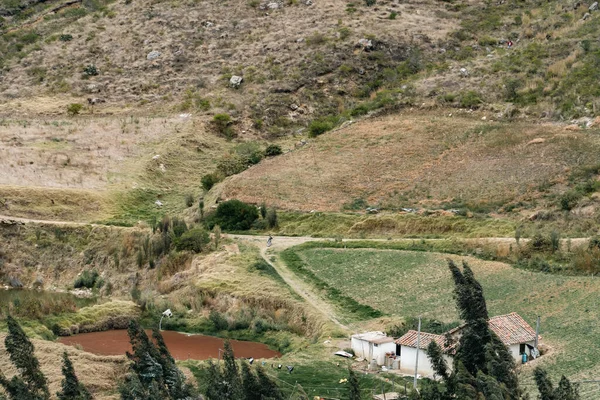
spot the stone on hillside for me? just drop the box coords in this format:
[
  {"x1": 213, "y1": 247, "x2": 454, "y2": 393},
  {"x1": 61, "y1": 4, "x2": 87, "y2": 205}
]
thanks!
[
  {"x1": 147, "y1": 50, "x2": 161, "y2": 60},
  {"x1": 230, "y1": 75, "x2": 243, "y2": 87},
  {"x1": 357, "y1": 38, "x2": 373, "y2": 50},
  {"x1": 583, "y1": 12, "x2": 591, "y2": 19},
  {"x1": 267, "y1": 2, "x2": 279, "y2": 8},
  {"x1": 459, "y1": 67, "x2": 468, "y2": 77},
  {"x1": 589, "y1": 1, "x2": 598, "y2": 11},
  {"x1": 527, "y1": 137, "x2": 545, "y2": 145}
]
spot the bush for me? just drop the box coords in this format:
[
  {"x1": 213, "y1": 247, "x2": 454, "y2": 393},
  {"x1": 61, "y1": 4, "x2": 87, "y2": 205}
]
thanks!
[
  {"x1": 213, "y1": 113, "x2": 235, "y2": 138},
  {"x1": 560, "y1": 190, "x2": 581, "y2": 211},
  {"x1": 175, "y1": 228, "x2": 210, "y2": 253},
  {"x1": 209, "y1": 310, "x2": 229, "y2": 331},
  {"x1": 73, "y1": 270, "x2": 99, "y2": 289},
  {"x1": 205, "y1": 199, "x2": 259, "y2": 231},
  {"x1": 266, "y1": 208, "x2": 278, "y2": 229},
  {"x1": 201, "y1": 173, "x2": 221, "y2": 191},
  {"x1": 66, "y1": 103, "x2": 83, "y2": 116},
  {"x1": 308, "y1": 118, "x2": 334, "y2": 137},
  {"x1": 83, "y1": 64, "x2": 99, "y2": 76},
  {"x1": 234, "y1": 142, "x2": 263, "y2": 165},
  {"x1": 264, "y1": 144, "x2": 283, "y2": 157},
  {"x1": 59, "y1": 34, "x2": 73, "y2": 42},
  {"x1": 364, "y1": 0, "x2": 375, "y2": 5},
  {"x1": 216, "y1": 154, "x2": 246, "y2": 177},
  {"x1": 185, "y1": 193, "x2": 194, "y2": 207},
  {"x1": 460, "y1": 91, "x2": 482, "y2": 109}
]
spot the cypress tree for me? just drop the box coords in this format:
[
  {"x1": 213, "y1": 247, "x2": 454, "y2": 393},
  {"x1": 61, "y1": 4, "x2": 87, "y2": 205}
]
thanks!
[
  {"x1": 222, "y1": 341, "x2": 242, "y2": 399},
  {"x1": 151, "y1": 329, "x2": 193, "y2": 399},
  {"x1": 205, "y1": 360, "x2": 227, "y2": 400},
  {"x1": 555, "y1": 375, "x2": 580, "y2": 400},
  {"x1": 534, "y1": 367, "x2": 556, "y2": 400},
  {"x1": 256, "y1": 366, "x2": 283, "y2": 400},
  {"x1": 2, "y1": 316, "x2": 49, "y2": 400},
  {"x1": 347, "y1": 368, "x2": 361, "y2": 400},
  {"x1": 241, "y1": 362, "x2": 260, "y2": 400},
  {"x1": 56, "y1": 352, "x2": 92, "y2": 400},
  {"x1": 293, "y1": 385, "x2": 309, "y2": 400}
]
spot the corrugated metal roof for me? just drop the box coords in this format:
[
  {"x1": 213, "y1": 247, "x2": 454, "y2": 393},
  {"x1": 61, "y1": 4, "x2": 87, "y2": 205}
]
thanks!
[{"x1": 351, "y1": 331, "x2": 395, "y2": 344}]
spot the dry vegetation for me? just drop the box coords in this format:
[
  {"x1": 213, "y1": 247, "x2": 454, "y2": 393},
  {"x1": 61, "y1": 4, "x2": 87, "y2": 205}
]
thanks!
[{"x1": 221, "y1": 110, "x2": 600, "y2": 213}]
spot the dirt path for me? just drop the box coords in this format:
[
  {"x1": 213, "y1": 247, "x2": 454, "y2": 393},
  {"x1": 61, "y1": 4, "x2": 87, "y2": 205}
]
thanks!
[{"x1": 228, "y1": 234, "x2": 353, "y2": 331}]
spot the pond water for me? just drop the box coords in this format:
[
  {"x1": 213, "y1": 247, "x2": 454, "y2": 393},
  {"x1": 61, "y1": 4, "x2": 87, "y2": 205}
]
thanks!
[{"x1": 58, "y1": 330, "x2": 281, "y2": 360}]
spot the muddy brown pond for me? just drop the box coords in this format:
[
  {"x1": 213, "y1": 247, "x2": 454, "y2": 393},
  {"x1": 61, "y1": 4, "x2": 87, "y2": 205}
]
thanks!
[{"x1": 58, "y1": 330, "x2": 281, "y2": 360}]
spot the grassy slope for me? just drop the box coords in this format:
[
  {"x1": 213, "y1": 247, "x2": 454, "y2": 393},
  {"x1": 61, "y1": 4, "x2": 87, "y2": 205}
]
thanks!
[{"x1": 292, "y1": 246, "x2": 600, "y2": 390}]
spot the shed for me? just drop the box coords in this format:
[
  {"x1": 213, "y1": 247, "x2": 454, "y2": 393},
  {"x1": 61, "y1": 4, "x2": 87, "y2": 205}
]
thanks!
[
  {"x1": 395, "y1": 331, "x2": 454, "y2": 377},
  {"x1": 351, "y1": 331, "x2": 396, "y2": 365}
]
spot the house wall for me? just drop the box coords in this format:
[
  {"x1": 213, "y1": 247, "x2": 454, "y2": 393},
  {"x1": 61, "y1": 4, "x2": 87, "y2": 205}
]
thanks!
[
  {"x1": 509, "y1": 341, "x2": 536, "y2": 363},
  {"x1": 372, "y1": 342, "x2": 396, "y2": 365},
  {"x1": 399, "y1": 346, "x2": 453, "y2": 378}
]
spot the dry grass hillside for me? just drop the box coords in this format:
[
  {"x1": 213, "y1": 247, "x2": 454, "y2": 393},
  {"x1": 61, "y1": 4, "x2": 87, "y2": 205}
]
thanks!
[{"x1": 221, "y1": 110, "x2": 600, "y2": 214}]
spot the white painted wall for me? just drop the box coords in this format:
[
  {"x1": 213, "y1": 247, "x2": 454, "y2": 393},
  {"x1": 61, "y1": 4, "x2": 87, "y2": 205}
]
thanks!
[
  {"x1": 509, "y1": 341, "x2": 536, "y2": 363},
  {"x1": 351, "y1": 338, "x2": 396, "y2": 365},
  {"x1": 400, "y1": 346, "x2": 453, "y2": 378}
]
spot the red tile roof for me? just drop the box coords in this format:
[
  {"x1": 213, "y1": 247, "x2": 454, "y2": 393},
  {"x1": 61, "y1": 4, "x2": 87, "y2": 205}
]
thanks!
[
  {"x1": 395, "y1": 313, "x2": 536, "y2": 350},
  {"x1": 488, "y1": 312, "x2": 537, "y2": 345},
  {"x1": 395, "y1": 330, "x2": 450, "y2": 351}
]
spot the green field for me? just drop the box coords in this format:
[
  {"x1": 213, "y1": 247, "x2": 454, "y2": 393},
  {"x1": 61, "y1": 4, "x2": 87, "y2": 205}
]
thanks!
[{"x1": 287, "y1": 245, "x2": 600, "y2": 396}]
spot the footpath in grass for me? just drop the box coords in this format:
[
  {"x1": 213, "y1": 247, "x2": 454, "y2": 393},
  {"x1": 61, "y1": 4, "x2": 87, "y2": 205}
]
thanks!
[{"x1": 288, "y1": 245, "x2": 600, "y2": 384}]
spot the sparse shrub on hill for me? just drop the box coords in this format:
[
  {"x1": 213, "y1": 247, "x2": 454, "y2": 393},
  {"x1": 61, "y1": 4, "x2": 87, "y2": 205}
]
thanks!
[
  {"x1": 264, "y1": 144, "x2": 282, "y2": 157},
  {"x1": 73, "y1": 270, "x2": 100, "y2": 289},
  {"x1": 212, "y1": 113, "x2": 235, "y2": 139},
  {"x1": 59, "y1": 34, "x2": 73, "y2": 42},
  {"x1": 82, "y1": 64, "x2": 98, "y2": 77},
  {"x1": 308, "y1": 117, "x2": 335, "y2": 137},
  {"x1": 205, "y1": 199, "x2": 259, "y2": 231},
  {"x1": 459, "y1": 90, "x2": 482, "y2": 109},
  {"x1": 67, "y1": 103, "x2": 83, "y2": 116},
  {"x1": 185, "y1": 193, "x2": 194, "y2": 207},
  {"x1": 266, "y1": 208, "x2": 278, "y2": 229},
  {"x1": 234, "y1": 142, "x2": 263, "y2": 165},
  {"x1": 201, "y1": 173, "x2": 221, "y2": 191},
  {"x1": 175, "y1": 228, "x2": 210, "y2": 253}
]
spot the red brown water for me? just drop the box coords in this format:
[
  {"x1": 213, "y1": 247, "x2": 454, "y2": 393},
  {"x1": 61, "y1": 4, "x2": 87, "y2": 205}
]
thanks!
[{"x1": 58, "y1": 330, "x2": 280, "y2": 360}]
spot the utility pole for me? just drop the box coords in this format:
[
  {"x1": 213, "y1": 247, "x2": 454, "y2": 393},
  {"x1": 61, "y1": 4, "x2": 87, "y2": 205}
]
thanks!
[
  {"x1": 413, "y1": 316, "x2": 421, "y2": 390},
  {"x1": 535, "y1": 315, "x2": 540, "y2": 349}
]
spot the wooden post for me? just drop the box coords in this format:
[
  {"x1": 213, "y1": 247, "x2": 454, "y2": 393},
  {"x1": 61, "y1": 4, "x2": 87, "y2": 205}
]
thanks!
[
  {"x1": 535, "y1": 316, "x2": 540, "y2": 349},
  {"x1": 413, "y1": 316, "x2": 421, "y2": 390}
]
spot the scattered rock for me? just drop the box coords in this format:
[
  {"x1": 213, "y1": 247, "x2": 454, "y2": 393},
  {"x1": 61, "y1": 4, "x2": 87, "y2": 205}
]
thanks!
[
  {"x1": 296, "y1": 37, "x2": 304, "y2": 43},
  {"x1": 204, "y1": 21, "x2": 214, "y2": 28},
  {"x1": 230, "y1": 75, "x2": 243, "y2": 88},
  {"x1": 290, "y1": 104, "x2": 299, "y2": 110},
  {"x1": 146, "y1": 50, "x2": 161, "y2": 60},
  {"x1": 565, "y1": 124, "x2": 580, "y2": 131},
  {"x1": 152, "y1": 154, "x2": 160, "y2": 160},
  {"x1": 159, "y1": 163, "x2": 166, "y2": 173},
  {"x1": 155, "y1": 200, "x2": 163, "y2": 207},
  {"x1": 459, "y1": 67, "x2": 468, "y2": 77},
  {"x1": 357, "y1": 38, "x2": 373, "y2": 51},
  {"x1": 267, "y1": 2, "x2": 279, "y2": 8},
  {"x1": 179, "y1": 113, "x2": 191, "y2": 119},
  {"x1": 86, "y1": 84, "x2": 101, "y2": 93},
  {"x1": 527, "y1": 137, "x2": 546, "y2": 145},
  {"x1": 583, "y1": 12, "x2": 591, "y2": 20},
  {"x1": 589, "y1": 1, "x2": 598, "y2": 11}
]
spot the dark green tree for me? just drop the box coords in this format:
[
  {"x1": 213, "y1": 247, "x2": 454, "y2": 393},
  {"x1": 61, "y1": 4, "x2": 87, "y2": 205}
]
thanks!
[
  {"x1": 256, "y1": 366, "x2": 283, "y2": 400},
  {"x1": 222, "y1": 341, "x2": 243, "y2": 400},
  {"x1": 534, "y1": 367, "x2": 556, "y2": 400},
  {"x1": 205, "y1": 360, "x2": 227, "y2": 400},
  {"x1": 241, "y1": 362, "x2": 260, "y2": 400},
  {"x1": 555, "y1": 375, "x2": 580, "y2": 400},
  {"x1": 347, "y1": 368, "x2": 361, "y2": 400},
  {"x1": 152, "y1": 329, "x2": 193, "y2": 399},
  {"x1": 0, "y1": 316, "x2": 49, "y2": 400},
  {"x1": 56, "y1": 352, "x2": 92, "y2": 400}
]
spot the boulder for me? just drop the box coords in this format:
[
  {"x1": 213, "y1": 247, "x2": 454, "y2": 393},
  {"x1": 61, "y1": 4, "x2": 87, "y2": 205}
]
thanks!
[
  {"x1": 583, "y1": 12, "x2": 591, "y2": 20},
  {"x1": 459, "y1": 67, "x2": 468, "y2": 77},
  {"x1": 357, "y1": 38, "x2": 373, "y2": 50},
  {"x1": 230, "y1": 75, "x2": 243, "y2": 87},
  {"x1": 147, "y1": 50, "x2": 161, "y2": 60},
  {"x1": 589, "y1": 1, "x2": 598, "y2": 11}
]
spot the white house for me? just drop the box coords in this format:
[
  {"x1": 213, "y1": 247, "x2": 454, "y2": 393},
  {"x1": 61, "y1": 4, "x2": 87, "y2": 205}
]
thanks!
[
  {"x1": 351, "y1": 331, "x2": 396, "y2": 366},
  {"x1": 396, "y1": 330, "x2": 454, "y2": 377},
  {"x1": 396, "y1": 313, "x2": 538, "y2": 378}
]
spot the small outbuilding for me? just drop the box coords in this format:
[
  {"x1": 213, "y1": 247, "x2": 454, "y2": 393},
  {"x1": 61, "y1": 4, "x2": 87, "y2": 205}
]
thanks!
[
  {"x1": 396, "y1": 331, "x2": 454, "y2": 376},
  {"x1": 351, "y1": 331, "x2": 396, "y2": 366}
]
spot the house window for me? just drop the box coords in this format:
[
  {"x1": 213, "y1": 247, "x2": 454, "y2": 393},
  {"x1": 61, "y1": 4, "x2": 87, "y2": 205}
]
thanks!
[
  {"x1": 374, "y1": 343, "x2": 378, "y2": 347},
  {"x1": 519, "y1": 344, "x2": 526, "y2": 354}
]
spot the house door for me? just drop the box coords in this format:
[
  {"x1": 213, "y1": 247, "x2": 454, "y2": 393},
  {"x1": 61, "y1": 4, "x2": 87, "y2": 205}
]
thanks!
[{"x1": 396, "y1": 344, "x2": 401, "y2": 356}]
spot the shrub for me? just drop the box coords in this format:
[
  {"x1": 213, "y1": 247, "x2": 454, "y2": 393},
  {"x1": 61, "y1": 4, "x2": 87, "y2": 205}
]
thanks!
[
  {"x1": 234, "y1": 142, "x2": 263, "y2": 165},
  {"x1": 175, "y1": 228, "x2": 210, "y2": 253},
  {"x1": 460, "y1": 91, "x2": 482, "y2": 109},
  {"x1": 185, "y1": 193, "x2": 194, "y2": 207},
  {"x1": 264, "y1": 144, "x2": 283, "y2": 157},
  {"x1": 216, "y1": 154, "x2": 246, "y2": 177},
  {"x1": 388, "y1": 11, "x2": 397, "y2": 19},
  {"x1": 83, "y1": 64, "x2": 98, "y2": 76},
  {"x1": 212, "y1": 113, "x2": 235, "y2": 138},
  {"x1": 266, "y1": 208, "x2": 278, "y2": 228},
  {"x1": 209, "y1": 310, "x2": 229, "y2": 331},
  {"x1": 308, "y1": 118, "x2": 334, "y2": 137},
  {"x1": 201, "y1": 173, "x2": 221, "y2": 191},
  {"x1": 73, "y1": 270, "x2": 99, "y2": 289},
  {"x1": 205, "y1": 199, "x2": 259, "y2": 231},
  {"x1": 364, "y1": 0, "x2": 375, "y2": 5},
  {"x1": 560, "y1": 190, "x2": 581, "y2": 211},
  {"x1": 66, "y1": 103, "x2": 83, "y2": 116},
  {"x1": 59, "y1": 34, "x2": 73, "y2": 42}
]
